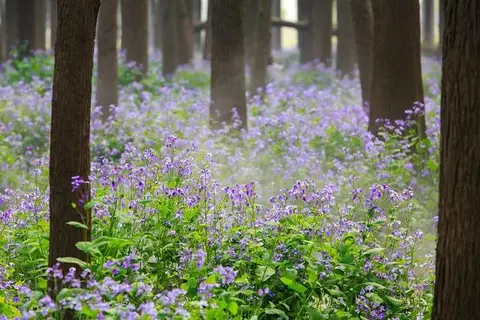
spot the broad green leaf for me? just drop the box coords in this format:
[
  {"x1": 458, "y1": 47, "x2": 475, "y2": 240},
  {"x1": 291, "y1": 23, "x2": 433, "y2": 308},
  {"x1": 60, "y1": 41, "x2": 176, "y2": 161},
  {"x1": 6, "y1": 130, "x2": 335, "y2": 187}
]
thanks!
[
  {"x1": 255, "y1": 265, "x2": 275, "y2": 282},
  {"x1": 361, "y1": 247, "x2": 385, "y2": 257},
  {"x1": 228, "y1": 301, "x2": 239, "y2": 315},
  {"x1": 56, "y1": 257, "x2": 89, "y2": 269},
  {"x1": 306, "y1": 306, "x2": 325, "y2": 320},
  {"x1": 280, "y1": 277, "x2": 307, "y2": 294},
  {"x1": 0, "y1": 303, "x2": 21, "y2": 317},
  {"x1": 265, "y1": 308, "x2": 288, "y2": 319}
]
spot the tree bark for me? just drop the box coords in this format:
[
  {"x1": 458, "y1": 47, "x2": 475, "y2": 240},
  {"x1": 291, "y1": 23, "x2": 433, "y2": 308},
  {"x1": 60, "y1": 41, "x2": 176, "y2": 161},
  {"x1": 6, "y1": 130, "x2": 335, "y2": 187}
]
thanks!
[
  {"x1": 34, "y1": 0, "x2": 47, "y2": 50},
  {"x1": 243, "y1": 0, "x2": 257, "y2": 66},
  {"x1": 153, "y1": 0, "x2": 163, "y2": 51},
  {"x1": 368, "y1": 0, "x2": 425, "y2": 138},
  {"x1": 298, "y1": 0, "x2": 312, "y2": 64},
  {"x1": 162, "y1": 0, "x2": 178, "y2": 78},
  {"x1": 336, "y1": 0, "x2": 355, "y2": 76},
  {"x1": 311, "y1": 0, "x2": 333, "y2": 66},
  {"x1": 48, "y1": 0, "x2": 100, "y2": 299},
  {"x1": 438, "y1": 0, "x2": 444, "y2": 56},
  {"x1": 5, "y1": 0, "x2": 17, "y2": 55},
  {"x1": 202, "y1": 0, "x2": 212, "y2": 60},
  {"x1": 210, "y1": 0, "x2": 247, "y2": 130},
  {"x1": 271, "y1": 0, "x2": 281, "y2": 50},
  {"x1": 0, "y1": 0, "x2": 6, "y2": 61},
  {"x1": 50, "y1": 0, "x2": 57, "y2": 49},
  {"x1": 177, "y1": 0, "x2": 193, "y2": 66},
  {"x1": 422, "y1": 0, "x2": 434, "y2": 46},
  {"x1": 121, "y1": 0, "x2": 148, "y2": 76},
  {"x1": 349, "y1": 0, "x2": 373, "y2": 109},
  {"x1": 188, "y1": 0, "x2": 202, "y2": 51},
  {"x1": 16, "y1": 1, "x2": 36, "y2": 57},
  {"x1": 96, "y1": 0, "x2": 118, "y2": 122},
  {"x1": 250, "y1": 0, "x2": 272, "y2": 96},
  {"x1": 432, "y1": 1, "x2": 480, "y2": 318}
]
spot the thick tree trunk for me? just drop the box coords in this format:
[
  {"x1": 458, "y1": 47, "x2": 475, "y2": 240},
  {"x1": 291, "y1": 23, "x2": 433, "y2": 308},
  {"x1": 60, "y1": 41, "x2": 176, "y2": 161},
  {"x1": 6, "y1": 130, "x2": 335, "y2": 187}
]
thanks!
[
  {"x1": 432, "y1": 1, "x2": 480, "y2": 318},
  {"x1": 202, "y1": 0, "x2": 212, "y2": 60},
  {"x1": 250, "y1": 0, "x2": 272, "y2": 96},
  {"x1": 271, "y1": 0, "x2": 281, "y2": 50},
  {"x1": 350, "y1": 0, "x2": 373, "y2": 109},
  {"x1": 177, "y1": 0, "x2": 193, "y2": 66},
  {"x1": 121, "y1": 0, "x2": 148, "y2": 76},
  {"x1": 153, "y1": 0, "x2": 163, "y2": 51},
  {"x1": 48, "y1": 0, "x2": 100, "y2": 299},
  {"x1": 34, "y1": 0, "x2": 46, "y2": 50},
  {"x1": 5, "y1": 0, "x2": 17, "y2": 55},
  {"x1": 336, "y1": 0, "x2": 355, "y2": 76},
  {"x1": 422, "y1": 0, "x2": 434, "y2": 46},
  {"x1": 0, "y1": 0, "x2": 6, "y2": 61},
  {"x1": 210, "y1": 0, "x2": 247, "y2": 130},
  {"x1": 17, "y1": 1, "x2": 36, "y2": 57},
  {"x1": 50, "y1": 0, "x2": 57, "y2": 49},
  {"x1": 311, "y1": 0, "x2": 333, "y2": 66},
  {"x1": 96, "y1": 0, "x2": 118, "y2": 122},
  {"x1": 298, "y1": 0, "x2": 312, "y2": 64},
  {"x1": 368, "y1": 0, "x2": 425, "y2": 138},
  {"x1": 162, "y1": 0, "x2": 178, "y2": 78},
  {"x1": 438, "y1": 0, "x2": 444, "y2": 56}
]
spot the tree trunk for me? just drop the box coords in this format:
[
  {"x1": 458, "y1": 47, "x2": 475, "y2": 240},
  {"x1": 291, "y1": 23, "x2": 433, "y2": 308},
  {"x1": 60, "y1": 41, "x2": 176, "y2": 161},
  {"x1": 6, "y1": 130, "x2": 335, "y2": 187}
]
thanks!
[
  {"x1": 243, "y1": 0, "x2": 257, "y2": 66},
  {"x1": 121, "y1": 0, "x2": 149, "y2": 76},
  {"x1": 250, "y1": 0, "x2": 272, "y2": 96},
  {"x1": 50, "y1": 0, "x2": 57, "y2": 49},
  {"x1": 34, "y1": 0, "x2": 47, "y2": 50},
  {"x1": 96, "y1": 0, "x2": 118, "y2": 122},
  {"x1": 271, "y1": 0, "x2": 281, "y2": 50},
  {"x1": 336, "y1": 0, "x2": 355, "y2": 76},
  {"x1": 311, "y1": 0, "x2": 333, "y2": 66},
  {"x1": 189, "y1": 0, "x2": 202, "y2": 51},
  {"x1": 5, "y1": 0, "x2": 17, "y2": 55},
  {"x1": 350, "y1": 0, "x2": 373, "y2": 109},
  {"x1": 0, "y1": 0, "x2": 6, "y2": 61},
  {"x1": 153, "y1": 0, "x2": 163, "y2": 51},
  {"x1": 422, "y1": 0, "x2": 434, "y2": 46},
  {"x1": 202, "y1": 0, "x2": 212, "y2": 60},
  {"x1": 438, "y1": 0, "x2": 444, "y2": 56},
  {"x1": 177, "y1": 0, "x2": 193, "y2": 66},
  {"x1": 48, "y1": 0, "x2": 100, "y2": 299},
  {"x1": 432, "y1": 1, "x2": 480, "y2": 318},
  {"x1": 162, "y1": 0, "x2": 178, "y2": 78},
  {"x1": 210, "y1": 0, "x2": 247, "y2": 130},
  {"x1": 368, "y1": 0, "x2": 425, "y2": 138},
  {"x1": 17, "y1": 1, "x2": 36, "y2": 57},
  {"x1": 298, "y1": 0, "x2": 312, "y2": 64}
]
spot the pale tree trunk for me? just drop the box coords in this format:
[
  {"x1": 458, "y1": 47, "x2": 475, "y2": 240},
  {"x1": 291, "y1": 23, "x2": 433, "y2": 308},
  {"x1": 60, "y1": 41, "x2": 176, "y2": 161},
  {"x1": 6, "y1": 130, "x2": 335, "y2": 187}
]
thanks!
[
  {"x1": 271, "y1": 0, "x2": 281, "y2": 50},
  {"x1": 34, "y1": 0, "x2": 46, "y2": 50},
  {"x1": 369, "y1": 0, "x2": 425, "y2": 138},
  {"x1": 422, "y1": 0, "x2": 434, "y2": 46},
  {"x1": 121, "y1": 0, "x2": 149, "y2": 76},
  {"x1": 50, "y1": 0, "x2": 57, "y2": 49},
  {"x1": 250, "y1": 0, "x2": 272, "y2": 96},
  {"x1": 210, "y1": 0, "x2": 247, "y2": 130},
  {"x1": 311, "y1": 0, "x2": 332, "y2": 66},
  {"x1": 336, "y1": 0, "x2": 355, "y2": 76},
  {"x1": 188, "y1": 0, "x2": 201, "y2": 51},
  {"x1": 350, "y1": 0, "x2": 373, "y2": 109},
  {"x1": 243, "y1": 0, "x2": 257, "y2": 66},
  {"x1": 202, "y1": 0, "x2": 212, "y2": 60},
  {"x1": 438, "y1": 0, "x2": 444, "y2": 56},
  {"x1": 153, "y1": 0, "x2": 162, "y2": 51},
  {"x1": 432, "y1": 1, "x2": 480, "y2": 318},
  {"x1": 48, "y1": 0, "x2": 100, "y2": 301},
  {"x1": 177, "y1": 0, "x2": 193, "y2": 66},
  {"x1": 96, "y1": 0, "x2": 119, "y2": 122},
  {"x1": 162, "y1": 0, "x2": 178, "y2": 78}
]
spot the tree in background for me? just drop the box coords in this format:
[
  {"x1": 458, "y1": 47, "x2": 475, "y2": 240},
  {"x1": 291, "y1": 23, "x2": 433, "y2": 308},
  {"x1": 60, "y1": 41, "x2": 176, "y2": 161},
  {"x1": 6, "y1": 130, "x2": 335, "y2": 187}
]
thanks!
[
  {"x1": 96, "y1": 0, "x2": 119, "y2": 122},
  {"x1": 176, "y1": 0, "x2": 194, "y2": 66},
  {"x1": 432, "y1": 1, "x2": 480, "y2": 318},
  {"x1": 48, "y1": 0, "x2": 100, "y2": 299},
  {"x1": 162, "y1": 0, "x2": 178, "y2": 78},
  {"x1": 368, "y1": 0, "x2": 425, "y2": 138},
  {"x1": 34, "y1": 0, "x2": 47, "y2": 50},
  {"x1": 121, "y1": 0, "x2": 148, "y2": 77},
  {"x1": 50, "y1": 0, "x2": 58, "y2": 48},
  {"x1": 311, "y1": 0, "x2": 332, "y2": 66},
  {"x1": 297, "y1": 0, "x2": 312, "y2": 64},
  {"x1": 336, "y1": 0, "x2": 355, "y2": 76},
  {"x1": 16, "y1": 1, "x2": 36, "y2": 57},
  {"x1": 422, "y1": 0, "x2": 434, "y2": 47},
  {"x1": 210, "y1": 0, "x2": 247, "y2": 130},
  {"x1": 153, "y1": 0, "x2": 163, "y2": 51}
]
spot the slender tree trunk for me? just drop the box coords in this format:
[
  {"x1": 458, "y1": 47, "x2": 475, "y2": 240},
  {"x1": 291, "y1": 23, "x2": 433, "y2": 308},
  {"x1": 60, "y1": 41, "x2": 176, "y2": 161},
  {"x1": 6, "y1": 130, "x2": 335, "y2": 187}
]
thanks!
[
  {"x1": 121, "y1": 0, "x2": 149, "y2": 76},
  {"x1": 50, "y1": 0, "x2": 57, "y2": 49},
  {"x1": 202, "y1": 0, "x2": 212, "y2": 60},
  {"x1": 243, "y1": 0, "x2": 257, "y2": 66},
  {"x1": 336, "y1": 0, "x2": 355, "y2": 76},
  {"x1": 432, "y1": 1, "x2": 480, "y2": 318},
  {"x1": 17, "y1": 1, "x2": 36, "y2": 57},
  {"x1": 438, "y1": 0, "x2": 444, "y2": 56},
  {"x1": 298, "y1": 0, "x2": 312, "y2": 64},
  {"x1": 5, "y1": 0, "x2": 17, "y2": 55},
  {"x1": 34, "y1": 0, "x2": 47, "y2": 50},
  {"x1": 271, "y1": 0, "x2": 281, "y2": 50},
  {"x1": 177, "y1": 0, "x2": 193, "y2": 66},
  {"x1": 368, "y1": 0, "x2": 425, "y2": 138},
  {"x1": 189, "y1": 0, "x2": 202, "y2": 51},
  {"x1": 250, "y1": 0, "x2": 272, "y2": 96},
  {"x1": 210, "y1": 0, "x2": 247, "y2": 130},
  {"x1": 350, "y1": 0, "x2": 373, "y2": 109},
  {"x1": 96, "y1": 0, "x2": 118, "y2": 122},
  {"x1": 48, "y1": 0, "x2": 100, "y2": 299},
  {"x1": 162, "y1": 0, "x2": 178, "y2": 78},
  {"x1": 422, "y1": 0, "x2": 434, "y2": 46},
  {"x1": 0, "y1": 0, "x2": 6, "y2": 61},
  {"x1": 311, "y1": 0, "x2": 333, "y2": 66},
  {"x1": 153, "y1": 0, "x2": 162, "y2": 51}
]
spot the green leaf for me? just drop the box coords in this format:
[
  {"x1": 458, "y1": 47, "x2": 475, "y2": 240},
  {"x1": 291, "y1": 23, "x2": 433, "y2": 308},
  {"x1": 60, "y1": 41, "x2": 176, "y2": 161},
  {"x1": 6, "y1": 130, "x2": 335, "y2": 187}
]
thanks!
[
  {"x1": 56, "y1": 288, "x2": 88, "y2": 302},
  {"x1": 66, "y1": 221, "x2": 88, "y2": 230},
  {"x1": 255, "y1": 265, "x2": 276, "y2": 282},
  {"x1": 265, "y1": 308, "x2": 288, "y2": 319},
  {"x1": 326, "y1": 288, "x2": 346, "y2": 298},
  {"x1": 76, "y1": 241, "x2": 101, "y2": 257},
  {"x1": 56, "y1": 257, "x2": 89, "y2": 269},
  {"x1": 383, "y1": 295, "x2": 404, "y2": 310},
  {"x1": 280, "y1": 277, "x2": 308, "y2": 294},
  {"x1": 306, "y1": 306, "x2": 325, "y2": 320},
  {"x1": 228, "y1": 301, "x2": 239, "y2": 315},
  {"x1": 361, "y1": 247, "x2": 385, "y2": 257},
  {"x1": 0, "y1": 303, "x2": 21, "y2": 317},
  {"x1": 335, "y1": 310, "x2": 351, "y2": 319}
]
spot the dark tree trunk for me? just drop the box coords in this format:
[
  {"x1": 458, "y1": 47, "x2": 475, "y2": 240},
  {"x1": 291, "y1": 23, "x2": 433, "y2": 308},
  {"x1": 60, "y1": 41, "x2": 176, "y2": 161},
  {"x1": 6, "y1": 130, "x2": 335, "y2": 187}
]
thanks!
[
  {"x1": 34, "y1": 0, "x2": 47, "y2": 50},
  {"x1": 311, "y1": 0, "x2": 332, "y2": 66},
  {"x1": 271, "y1": 0, "x2": 281, "y2": 50},
  {"x1": 17, "y1": 1, "x2": 36, "y2": 57},
  {"x1": 298, "y1": 0, "x2": 312, "y2": 64},
  {"x1": 153, "y1": 0, "x2": 163, "y2": 51},
  {"x1": 422, "y1": 0, "x2": 434, "y2": 46},
  {"x1": 336, "y1": 0, "x2": 355, "y2": 76},
  {"x1": 350, "y1": 0, "x2": 373, "y2": 109},
  {"x1": 50, "y1": 0, "x2": 57, "y2": 49},
  {"x1": 250, "y1": 0, "x2": 272, "y2": 96},
  {"x1": 121, "y1": 0, "x2": 148, "y2": 76},
  {"x1": 368, "y1": 0, "x2": 425, "y2": 138},
  {"x1": 162, "y1": 0, "x2": 178, "y2": 78},
  {"x1": 243, "y1": 0, "x2": 257, "y2": 66},
  {"x1": 48, "y1": 0, "x2": 100, "y2": 299},
  {"x1": 432, "y1": 1, "x2": 480, "y2": 318},
  {"x1": 96, "y1": 0, "x2": 118, "y2": 122},
  {"x1": 202, "y1": 0, "x2": 212, "y2": 60},
  {"x1": 210, "y1": 0, "x2": 247, "y2": 130},
  {"x1": 5, "y1": 0, "x2": 18, "y2": 55},
  {"x1": 177, "y1": 0, "x2": 193, "y2": 66},
  {"x1": 0, "y1": 0, "x2": 6, "y2": 61}
]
